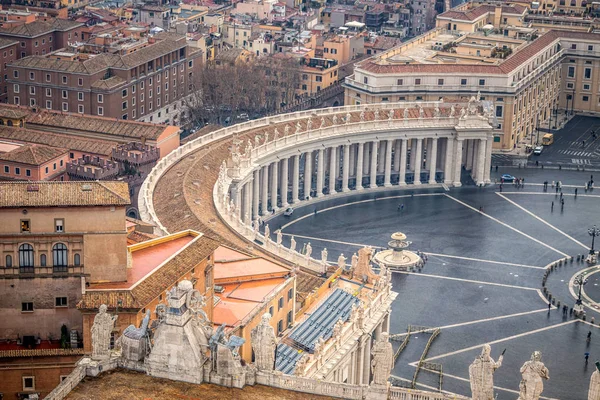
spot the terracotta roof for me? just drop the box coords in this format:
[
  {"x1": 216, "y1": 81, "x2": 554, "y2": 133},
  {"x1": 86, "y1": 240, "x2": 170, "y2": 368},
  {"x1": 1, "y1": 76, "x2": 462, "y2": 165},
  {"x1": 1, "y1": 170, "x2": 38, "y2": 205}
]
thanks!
[
  {"x1": 0, "y1": 348, "x2": 84, "y2": 358},
  {"x1": 0, "y1": 126, "x2": 115, "y2": 157},
  {"x1": 127, "y1": 230, "x2": 159, "y2": 244},
  {"x1": 0, "y1": 181, "x2": 130, "y2": 208},
  {"x1": 0, "y1": 19, "x2": 82, "y2": 38},
  {"x1": 0, "y1": 38, "x2": 17, "y2": 49},
  {"x1": 0, "y1": 143, "x2": 68, "y2": 165},
  {"x1": 91, "y1": 75, "x2": 127, "y2": 89},
  {"x1": 0, "y1": 107, "x2": 29, "y2": 120}
]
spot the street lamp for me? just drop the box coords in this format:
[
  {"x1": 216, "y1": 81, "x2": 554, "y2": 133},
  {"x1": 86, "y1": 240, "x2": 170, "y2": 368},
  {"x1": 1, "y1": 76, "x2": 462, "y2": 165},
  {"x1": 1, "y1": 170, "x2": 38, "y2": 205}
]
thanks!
[
  {"x1": 574, "y1": 273, "x2": 588, "y2": 307},
  {"x1": 589, "y1": 225, "x2": 600, "y2": 255}
]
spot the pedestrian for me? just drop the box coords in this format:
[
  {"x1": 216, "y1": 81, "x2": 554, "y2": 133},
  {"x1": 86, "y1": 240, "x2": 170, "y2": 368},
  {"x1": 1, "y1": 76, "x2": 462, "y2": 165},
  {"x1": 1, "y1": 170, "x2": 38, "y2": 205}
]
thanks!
[
  {"x1": 575, "y1": 188, "x2": 578, "y2": 197},
  {"x1": 314, "y1": 208, "x2": 317, "y2": 215},
  {"x1": 499, "y1": 184, "x2": 502, "y2": 192},
  {"x1": 560, "y1": 192, "x2": 563, "y2": 200},
  {"x1": 548, "y1": 302, "x2": 552, "y2": 311},
  {"x1": 561, "y1": 198, "x2": 565, "y2": 205},
  {"x1": 401, "y1": 204, "x2": 404, "y2": 211},
  {"x1": 588, "y1": 331, "x2": 592, "y2": 342},
  {"x1": 479, "y1": 206, "x2": 483, "y2": 212},
  {"x1": 556, "y1": 186, "x2": 559, "y2": 194},
  {"x1": 552, "y1": 180, "x2": 555, "y2": 188},
  {"x1": 586, "y1": 352, "x2": 590, "y2": 363},
  {"x1": 551, "y1": 201, "x2": 554, "y2": 211}
]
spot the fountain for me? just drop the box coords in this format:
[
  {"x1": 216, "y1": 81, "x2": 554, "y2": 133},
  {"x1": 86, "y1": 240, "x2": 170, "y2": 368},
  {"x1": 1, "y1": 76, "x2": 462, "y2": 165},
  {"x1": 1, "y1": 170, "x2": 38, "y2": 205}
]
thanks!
[{"x1": 373, "y1": 232, "x2": 422, "y2": 271}]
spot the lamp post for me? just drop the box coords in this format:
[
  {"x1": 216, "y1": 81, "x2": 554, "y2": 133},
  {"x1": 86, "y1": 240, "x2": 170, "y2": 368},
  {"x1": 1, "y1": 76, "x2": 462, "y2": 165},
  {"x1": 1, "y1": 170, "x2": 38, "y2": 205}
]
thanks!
[
  {"x1": 574, "y1": 273, "x2": 588, "y2": 308},
  {"x1": 589, "y1": 225, "x2": 600, "y2": 255}
]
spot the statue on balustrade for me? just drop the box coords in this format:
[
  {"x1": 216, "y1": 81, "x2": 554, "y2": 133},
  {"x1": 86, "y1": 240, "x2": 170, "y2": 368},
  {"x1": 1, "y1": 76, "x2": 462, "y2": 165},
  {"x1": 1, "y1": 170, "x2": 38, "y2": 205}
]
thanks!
[
  {"x1": 321, "y1": 248, "x2": 328, "y2": 265},
  {"x1": 359, "y1": 111, "x2": 365, "y2": 121},
  {"x1": 403, "y1": 108, "x2": 409, "y2": 119},
  {"x1": 517, "y1": 351, "x2": 549, "y2": 400},
  {"x1": 589, "y1": 362, "x2": 600, "y2": 400},
  {"x1": 346, "y1": 112, "x2": 351, "y2": 123},
  {"x1": 250, "y1": 313, "x2": 277, "y2": 371},
  {"x1": 468, "y1": 344, "x2": 504, "y2": 400},
  {"x1": 434, "y1": 103, "x2": 441, "y2": 118},
  {"x1": 276, "y1": 229, "x2": 282, "y2": 246},
  {"x1": 296, "y1": 121, "x2": 302, "y2": 133},
  {"x1": 337, "y1": 253, "x2": 346, "y2": 270},
  {"x1": 371, "y1": 332, "x2": 393, "y2": 386},
  {"x1": 419, "y1": 105, "x2": 424, "y2": 119},
  {"x1": 255, "y1": 135, "x2": 262, "y2": 147},
  {"x1": 307, "y1": 118, "x2": 313, "y2": 131},
  {"x1": 305, "y1": 242, "x2": 313, "y2": 259},
  {"x1": 264, "y1": 132, "x2": 270, "y2": 145},
  {"x1": 91, "y1": 304, "x2": 118, "y2": 360},
  {"x1": 450, "y1": 105, "x2": 456, "y2": 118},
  {"x1": 264, "y1": 224, "x2": 270, "y2": 242},
  {"x1": 332, "y1": 115, "x2": 338, "y2": 124},
  {"x1": 273, "y1": 128, "x2": 279, "y2": 141},
  {"x1": 295, "y1": 353, "x2": 310, "y2": 377},
  {"x1": 290, "y1": 236, "x2": 297, "y2": 252},
  {"x1": 351, "y1": 253, "x2": 359, "y2": 271},
  {"x1": 285, "y1": 125, "x2": 290, "y2": 136},
  {"x1": 320, "y1": 117, "x2": 326, "y2": 128},
  {"x1": 374, "y1": 109, "x2": 380, "y2": 120},
  {"x1": 388, "y1": 109, "x2": 394, "y2": 120}
]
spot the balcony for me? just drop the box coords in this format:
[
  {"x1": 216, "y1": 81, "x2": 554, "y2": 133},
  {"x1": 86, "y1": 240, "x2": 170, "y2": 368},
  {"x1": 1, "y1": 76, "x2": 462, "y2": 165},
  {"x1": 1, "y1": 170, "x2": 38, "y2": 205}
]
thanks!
[{"x1": 0, "y1": 264, "x2": 85, "y2": 278}]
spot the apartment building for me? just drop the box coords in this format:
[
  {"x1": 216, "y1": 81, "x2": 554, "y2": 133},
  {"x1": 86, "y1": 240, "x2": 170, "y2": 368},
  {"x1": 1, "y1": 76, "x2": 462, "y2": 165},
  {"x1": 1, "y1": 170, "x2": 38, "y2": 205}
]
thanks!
[
  {"x1": 6, "y1": 32, "x2": 203, "y2": 124},
  {"x1": 0, "y1": 143, "x2": 69, "y2": 181}
]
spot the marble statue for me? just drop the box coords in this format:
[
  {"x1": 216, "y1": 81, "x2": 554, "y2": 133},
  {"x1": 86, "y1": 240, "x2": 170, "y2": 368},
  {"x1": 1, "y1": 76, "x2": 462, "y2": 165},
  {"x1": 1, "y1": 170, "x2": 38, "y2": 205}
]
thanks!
[
  {"x1": 273, "y1": 128, "x2": 279, "y2": 141},
  {"x1": 250, "y1": 313, "x2": 277, "y2": 371},
  {"x1": 305, "y1": 242, "x2": 312, "y2": 259},
  {"x1": 296, "y1": 121, "x2": 302, "y2": 133},
  {"x1": 360, "y1": 111, "x2": 365, "y2": 121},
  {"x1": 374, "y1": 109, "x2": 380, "y2": 120},
  {"x1": 346, "y1": 112, "x2": 351, "y2": 123},
  {"x1": 434, "y1": 103, "x2": 441, "y2": 118},
  {"x1": 245, "y1": 140, "x2": 253, "y2": 159},
  {"x1": 255, "y1": 135, "x2": 262, "y2": 147},
  {"x1": 338, "y1": 253, "x2": 347, "y2": 270},
  {"x1": 285, "y1": 125, "x2": 290, "y2": 136},
  {"x1": 469, "y1": 344, "x2": 503, "y2": 400},
  {"x1": 276, "y1": 229, "x2": 282, "y2": 246},
  {"x1": 351, "y1": 253, "x2": 359, "y2": 270},
  {"x1": 229, "y1": 199, "x2": 236, "y2": 217},
  {"x1": 91, "y1": 304, "x2": 118, "y2": 360},
  {"x1": 419, "y1": 105, "x2": 424, "y2": 119},
  {"x1": 332, "y1": 115, "x2": 338, "y2": 125},
  {"x1": 321, "y1": 248, "x2": 328, "y2": 265},
  {"x1": 313, "y1": 336, "x2": 325, "y2": 357},
  {"x1": 320, "y1": 117, "x2": 326, "y2": 128},
  {"x1": 388, "y1": 109, "x2": 394, "y2": 120},
  {"x1": 332, "y1": 318, "x2": 343, "y2": 339},
  {"x1": 371, "y1": 332, "x2": 393, "y2": 386},
  {"x1": 476, "y1": 90, "x2": 481, "y2": 101},
  {"x1": 468, "y1": 95, "x2": 478, "y2": 115},
  {"x1": 460, "y1": 107, "x2": 467, "y2": 119},
  {"x1": 307, "y1": 118, "x2": 313, "y2": 131},
  {"x1": 119, "y1": 309, "x2": 151, "y2": 362},
  {"x1": 518, "y1": 351, "x2": 549, "y2": 400},
  {"x1": 403, "y1": 108, "x2": 409, "y2": 119},
  {"x1": 295, "y1": 353, "x2": 310, "y2": 376},
  {"x1": 450, "y1": 105, "x2": 456, "y2": 118},
  {"x1": 264, "y1": 132, "x2": 270, "y2": 145},
  {"x1": 589, "y1": 362, "x2": 600, "y2": 400},
  {"x1": 290, "y1": 236, "x2": 297, "y2": 252},
  {"x1": 264, "y1": 224, "x2": 270, "y2": 242},
  {"x1": 357, "y1": 305, "x2": 366, "y2": 329}
]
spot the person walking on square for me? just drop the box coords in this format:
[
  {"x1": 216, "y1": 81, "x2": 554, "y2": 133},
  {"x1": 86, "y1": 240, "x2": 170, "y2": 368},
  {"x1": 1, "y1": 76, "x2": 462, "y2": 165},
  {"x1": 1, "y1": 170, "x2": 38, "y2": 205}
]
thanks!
[
  {"x1": 586, "y1": 352, "x2": 590, "y2": 363},
  {"x1": 551, "y1": 201, "x2": 554, "y2": 212}
]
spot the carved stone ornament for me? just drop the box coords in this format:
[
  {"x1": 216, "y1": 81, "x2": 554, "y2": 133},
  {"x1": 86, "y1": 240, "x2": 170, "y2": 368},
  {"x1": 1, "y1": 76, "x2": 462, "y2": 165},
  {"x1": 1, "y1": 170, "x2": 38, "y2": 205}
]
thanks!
[
  {"x1": 250, "y1": 313, "x2": 277, "y2": 371},
  {"x1": 469, "y1": 344, "x2": 503, "y2": 400},
  {"x1": 91, "y1": 304, "x2": 118, "y2": 360},
  {"x1": 517, "y1": 351, "x2": 549, "y2": 400},
  {"x1": 371, "y1": 332, "x2": 393, "y2": 386}
]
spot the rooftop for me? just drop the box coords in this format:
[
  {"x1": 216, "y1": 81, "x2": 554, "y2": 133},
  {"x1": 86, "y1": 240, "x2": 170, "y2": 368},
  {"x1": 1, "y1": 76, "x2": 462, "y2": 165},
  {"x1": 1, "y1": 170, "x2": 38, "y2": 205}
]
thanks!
[
  {"x1": 65, "y1": 368, "x2": 334, "y2": 399},
  {"x1": 0, "y1": 181, "x2": 130, "y2": 208},
  {"x1": 0, "y1": 143, "x2": 67, "y2": 165},
  {"x1": 0, "y1": 18, "x2": 83, "y2": 38}
]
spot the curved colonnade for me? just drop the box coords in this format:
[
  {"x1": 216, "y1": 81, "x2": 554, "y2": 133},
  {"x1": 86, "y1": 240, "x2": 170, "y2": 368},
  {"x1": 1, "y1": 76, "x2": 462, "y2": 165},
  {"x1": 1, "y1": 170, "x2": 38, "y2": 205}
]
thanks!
[{"x1": 140, "y1": 100, "x2": 493, "y2": 275}]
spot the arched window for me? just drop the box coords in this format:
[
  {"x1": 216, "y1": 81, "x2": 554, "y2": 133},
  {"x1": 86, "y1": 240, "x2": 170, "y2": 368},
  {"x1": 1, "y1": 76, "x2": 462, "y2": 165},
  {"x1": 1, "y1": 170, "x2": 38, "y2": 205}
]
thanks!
[
  {"x1": 40, "y1": 254, "x2": 46, "y2": 267},
  {"x1": 74, "y1": 253, "x2": 80, "y2": 266},
  {"x1": 7, "y1": 120, "x2": 13, "y2": 126},
  {"x1": 5, "y1": 255, "x2": 12, "y2": 268},
  {"x1": 19, "y1": 244, "x2": 34, "y2": 271},
  {"x1": 53, "y1": 243, "x2": 67, "y2": 272}
]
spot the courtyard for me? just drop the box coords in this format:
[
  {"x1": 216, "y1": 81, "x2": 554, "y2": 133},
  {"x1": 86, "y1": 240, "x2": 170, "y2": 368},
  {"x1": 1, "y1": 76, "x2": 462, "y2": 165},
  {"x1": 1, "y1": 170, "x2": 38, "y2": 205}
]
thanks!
[{"x1": 267, "y1": 168, "x2": 600, "y2": 400}]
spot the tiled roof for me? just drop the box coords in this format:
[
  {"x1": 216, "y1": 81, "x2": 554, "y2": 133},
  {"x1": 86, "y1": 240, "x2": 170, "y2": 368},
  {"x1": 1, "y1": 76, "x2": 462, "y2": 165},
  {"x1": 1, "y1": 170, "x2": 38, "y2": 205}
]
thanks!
[
  {"x1": 0, "y1": 126, "x2": 115, "y2": 156},
  {"x1": 127, "y1": 230, "x2": 159, "y2": 245},
  {"x1": 0, "y1": 348, "x2": 84, "y2": 358},
  {"x1": 91, "y1": 75, "x2": 127, "y2": 89},
  {"x1": 437, "y1": 4, "x2": 525, "y2": 21},
  {"x1": 25, "y1": 110, "x2": 169, "y2": 141},
  {"x1": 0, "y1": 181, "x2": 130, "y2": 208},
  {"x1": 79, "y1": 235, "x2": 220, "y2": 310},
  {"x1": 120, "y1": 38, "x2": 185, "y2": 68},
  {"x1": 0, "y1": 38, "x2": 17, "y2": 49},
  {"x1": 0, "y1": 19, "x2": 82, "y2": 38},
  {"x1": 0, "y1": 107, "x2": 29, "y2": 120},
  {"x1": 0, "y1": 143, "x2": 68, "y2": 165}
]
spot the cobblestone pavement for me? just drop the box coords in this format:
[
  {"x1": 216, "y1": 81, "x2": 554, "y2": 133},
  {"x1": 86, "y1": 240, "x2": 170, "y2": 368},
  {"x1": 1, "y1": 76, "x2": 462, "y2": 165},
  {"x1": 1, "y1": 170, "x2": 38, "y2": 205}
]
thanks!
[{"x1": 269, "y1": 168, "x2": 600, "y2": 400}]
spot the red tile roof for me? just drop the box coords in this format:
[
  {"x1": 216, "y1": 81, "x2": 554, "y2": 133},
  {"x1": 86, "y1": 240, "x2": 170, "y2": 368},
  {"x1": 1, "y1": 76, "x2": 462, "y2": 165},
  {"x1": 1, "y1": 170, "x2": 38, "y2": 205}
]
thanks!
[{"x1": 0, "y1": 143, "x2": 67, "y2": 165}]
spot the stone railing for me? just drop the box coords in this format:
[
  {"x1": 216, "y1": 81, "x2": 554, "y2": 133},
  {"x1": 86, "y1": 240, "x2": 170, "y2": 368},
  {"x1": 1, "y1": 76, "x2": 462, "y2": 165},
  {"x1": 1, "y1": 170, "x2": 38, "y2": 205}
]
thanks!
[
  {"x1": 44, "y1": 365, "x2": 86, "y2": 400},
  {"x1": 388, "y1": 387, "x2": 470, "y2": 400},
  {"x1": 256, "y1": 371, "x2": 366, "y2": 399}
]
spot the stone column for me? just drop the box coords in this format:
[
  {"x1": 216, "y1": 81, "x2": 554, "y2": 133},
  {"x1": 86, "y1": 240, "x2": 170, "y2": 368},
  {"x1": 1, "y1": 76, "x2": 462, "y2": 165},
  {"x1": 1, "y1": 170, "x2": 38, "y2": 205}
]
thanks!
[
  {"x1": 370, "y1": 140, "x2": 378, "y2": 188},
  {"x1": 484, "y1": 135, "x2": 493, "y2": 184},
  {"x1": 453, "y1": 139, "x2": 463, "y2": 187},
  {"x1": 316, "y1": 148, "x2": 324, "y2": 197},
  {"x1": 271, "y1": 160, "x2": 278, "y2": 211},
  {"x1": 466, "y1": 139, "x2": 474, "y2": 170},
  {"x1": 356, "y1": 142, "x2": 364, "y2": 190},
  {"x1": 335, "y1": 146, "x2": 341, "y2": 179},
  {"x1": 410, "y1": 139, "x2": 417, "y2": 170},
  {"x1": 413, "y1": 138, "x2": 422, "y2": 185},
  {"x1": 425, "y1": 138, "x2": 432, "y2": 170},
  {"x1": 393, "y1": 139, "x2": 401, "y2": 173},
  {"x1": 476, "y1": 139, "x2": 486, "y2": 186},
  {"x1": 235, "y1": 185, "x2": 242, "y2": 220},
  {"x1": 363, "y1": 142, "x2": 370, "y2": 175},
  {"x1": 281, "y1": 157, "x2": 289, "y2": 207},
  {"x1": 243, "y1": 180, "x2": 252, "y2": 223},
  {"x1": 384, "y1": 139, "x2": 393, "y2": 187},
  {"x1": 253, "y1": 170, "x2": 260, "y2": 218},
  {"x1": 291, "y1": 155, "x2": 300, "y2": 204},
  {"x1": 329, "y1": 146, "x2": 337, "y2": 194},
  {"x1": 428, "y1": 138, "x2": 438, "y2": 184},
  {"x1": 342, "y1": 144, "x2": 350, "y2": 192},
  {"x1": 399, "y1": 139, "x2": 407, "y2": 186},
  {"x1": 362, "y1": 335, "x2": 371, "y2": 384},
  {"x1": 444, "y1": 137, "x2": 454, "y2": 184},
  {"x1": 377, "y1": 141, "x2": 385, "y2": 174},
  {"x1": 349, "y1": 144, "x2": 356, "y2": 176},
  {"x1": 261, "y1": 165, "x2": 269, "y2": 215},
  {"x1": 304, "y1": 151, "x2": 312, "y2": 199}
]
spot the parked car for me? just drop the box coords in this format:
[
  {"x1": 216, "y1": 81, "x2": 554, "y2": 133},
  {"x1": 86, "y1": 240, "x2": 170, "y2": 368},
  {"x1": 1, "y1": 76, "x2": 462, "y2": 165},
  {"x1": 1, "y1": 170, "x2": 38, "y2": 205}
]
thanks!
[
  {"x1": 501, "y1": 174, "x2": 515, "y2": 182},
  {"x1": 283, "y1": 207, "x2": 294, "y2": 217},
  {"x1": 533, "y1": 146, "x2": 543, "y2": 155}
]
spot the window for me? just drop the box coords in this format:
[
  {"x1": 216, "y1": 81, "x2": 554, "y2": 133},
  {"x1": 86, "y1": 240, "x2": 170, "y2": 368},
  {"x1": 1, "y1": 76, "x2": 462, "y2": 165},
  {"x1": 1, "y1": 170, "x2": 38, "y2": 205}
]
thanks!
[
  {"x1": 62, "y1": 76, "x2": 67, "y2": 84},
  {"x1": 363, "y1": 77, "x2": 368, "y2": 84},
  {"x1": 45, "y1": 167, "x2": 48, "y2": 174},
  {"x1": 78, "y1": 92, "x2": 83, "y2": 101},
  {"x1": 583, "y1": 95, "x2": 589, "y2": 102},
  {"x1": 26, "y1": 169, "x2": 31, "y2": 177},
  {"x1": 132, "y1": 97, "x2": 136, "y2": 106},
  {"x1": 14, "y1": 96, "x2": 19, "y2": 105},
  {"x1": 5, "y1": 254, "x2": 12, "y2": 267},
  {"x1": 495, "y1": 105, "x2": 503, "y2": 117},
  {"x1": 567, "y1": 82, "x2": 574, "y2": 89},
  {"x1": 438, "y1": 79, "x2": 444, "y2": 86},
  {"x1": 29, "y1": 72, "x2": 34, "y2": 80},
  {"x1": 415, "y1": 78, "x2": 421, "y2": 85},
  {"x1": 188, "y1": 60, "x2": 193, "y2": 68},
  {"x1": 287, "y1": 310, "x2": 293, "y2": 327},
  {"x1": 13, "y1": 84, "x2": 19, "y2": 93},
  {"x1": 122, "y1": 89, "x2": 127, "y2": 97},
  {"x1": 97, "y1": 94, "x2": 103, "y2": 103},
  {"x1": 46, "y1": 88, "x2": 51, "y2": 97},
  {"x1": 53, "y1": 243, "x2": 67, "y2": 270},
  {"x1": 15, "y1": 167, "x2": 20, "y2": 175},
  {"x1": 21, "y1": 302, "x2": 33, "y2": 312},
  {"x1": 149, "y1": 89, "x2": 152, "y2": 98},
  {"x1": 55, "y1": 297, "x2": 68, "y2": 307},
  {"x1": 19, "y1": 244, "x2": 34, "y2": 269},
  {"x1": 140, "y1": 105, "x2": 144, "y2": 115},
  {"x1": 40, "y1": 254, "x2": 46, "y2": 266},
  {"x1": 584, "y1": 84, "x2": 591, "y2": 90},
  {"x1": 78, "y1": 78, "x2": 83, "y2": 86},
  {"x1": 122, "y1": 114, "x2": 128, "y2": 120},
  {"x1": 23, "y1": 376, "x2": 35, "y2": 390},
  {"x1": 29, "y1": 86, "x2": 35, "y2": 95},
  {"x1": 585, "y1": 68, "x2": 592, "y2": 79},
  {"x1": 29, "y1": 98, "x2": 36, "y2": 107},
  {"x1": 278, "y1": 297, "x2": 284, "y2": 310},
  {"x1": 571, "y1": 44, "x2": 577, "y2": 50},
  {"x1": 268, "y1": 306, "x2": 274, "y2": 316},
  {"x1": 479, "y1": 79, "x2": 485, "y2": 86},
  {"x1": 55, "y1": 219, "x2": 64, "y2": 233},
  {"x1": 589, "y1": 45, "x2": 594, "y2": 51},
  {"x1": 277, "y1": 319, "x2": 283, "y2": 334},
  {"x1": 316, "y1": 76, "x2": 322, "y2": 82},
  {"x1": 13, "y1": 70, "x2": 18, "y2": 78},
  {"x1": 62, "y1": 102, "x2": 68, "y2": 112},
  {"x1": 62, "y1": 90, "x2": 67, "y2": 99},
  {"x1": 46, "y1": 74, "x2": 51, "y2": 82},
  {"x1": 122, "y1": 101, "x2": 127, "y2": 110},
  {"x1": 78, "y1": 105, "x2": 83, "y2": 114},
  {"x1": 288, "y1": 288, "x2": 293, "y2": 301},
  {"x1": 132, "y1": 84, "x2": 136, "y2": 94},
  {"x1": 3, "y1": 166, "x2": 8, "y2": 173},
  {"x1": 97, "y1": 106, "x2": 103, "y2": 116},
  {"x1": 21, "y1": 219, "x2": 30, "y2": 232}
]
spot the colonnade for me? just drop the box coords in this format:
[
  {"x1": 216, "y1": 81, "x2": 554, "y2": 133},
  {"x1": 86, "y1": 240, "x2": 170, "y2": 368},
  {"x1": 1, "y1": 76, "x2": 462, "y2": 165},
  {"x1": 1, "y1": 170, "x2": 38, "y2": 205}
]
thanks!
[{"x1": 234, "y1": 136, "x2": 492, "y2": 223}]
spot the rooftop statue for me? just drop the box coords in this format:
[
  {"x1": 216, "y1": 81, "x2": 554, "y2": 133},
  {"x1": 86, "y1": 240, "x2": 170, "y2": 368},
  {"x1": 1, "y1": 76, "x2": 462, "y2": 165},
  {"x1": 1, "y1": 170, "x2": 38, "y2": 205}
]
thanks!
[
  {"x1": 518, "y1": 351, "x2": 549, "y2": 400},
  {"x1": 91, "y1": 304, "x2": 118, "y2": 360},
  {"x1": 250, "y1": 313, "x2": 277, "y2": 371},
  {"x1": 371, "y1": 332, "x2": 393, "y2": 386},
  {"x1": 469, "y1": 344, "x2": 504, "y2": 400}
]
